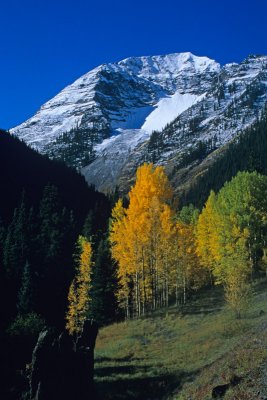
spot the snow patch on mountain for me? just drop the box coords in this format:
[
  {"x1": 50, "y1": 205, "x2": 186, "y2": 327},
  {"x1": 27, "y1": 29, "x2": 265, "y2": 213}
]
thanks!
[
  {"x1": 142, "y1": 92, "x2": 206, "y2": 132},
  {"x1": 110, "y1": 106, "x2": 153, "y2": 131}
]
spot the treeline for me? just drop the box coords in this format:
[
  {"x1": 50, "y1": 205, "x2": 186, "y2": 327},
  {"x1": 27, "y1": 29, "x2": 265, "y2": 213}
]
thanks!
[
  {"x1": 181, "y1": 108, "x2": 267, "y2": 208},
  {"x1": 109, "y1": 164, "x2": 267, "y2": 319},
  {"x1": 46, "y1": 126, "x2": 106, "y2": 168}
]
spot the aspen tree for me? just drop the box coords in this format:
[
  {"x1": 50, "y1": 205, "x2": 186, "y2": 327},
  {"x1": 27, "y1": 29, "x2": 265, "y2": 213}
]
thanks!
[
  {"x1": 66, "y1": 236, "x2": 93, "y2": 335},
  {"x1": 195, "y1": 172, "x2": 267, "y2": 316},
  {"x1": 110, "y1": 163, "x2": 174, "y2": 317}
]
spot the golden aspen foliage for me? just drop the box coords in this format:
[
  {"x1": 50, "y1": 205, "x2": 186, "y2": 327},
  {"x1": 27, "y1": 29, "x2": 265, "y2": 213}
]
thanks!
[
  {"x1": 110, "y1": 163, "x2": 175, "y2": 317},
  {"x1": 196, "y1": 191, "x2": 221, "y2": 270},
  {"x1": 110, "y1": 167, "x2": 267, "y2": 319},
  {"x1": 158, "y1": 204, "x2": 177, "y2": 307},
  {"x1": 65, "y1": 281, "x2": 78, "y2": 334},
  {"x1": 66, "y1": 235, "x2": 93, "y2": 335},
  {"x1": 110, "y1": 199, "x2": 132, "y2": 316}
]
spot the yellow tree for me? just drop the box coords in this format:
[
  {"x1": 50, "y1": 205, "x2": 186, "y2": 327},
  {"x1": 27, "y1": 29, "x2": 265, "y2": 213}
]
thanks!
[
  {"x1": 196, "y1": 190, "x2": 221, "y2": 272},
  {"x1": 66, "y1": 236, "x2": 93, "y2": 335},
  {"x1": 110, "y1": 163, "x2": 174, "y2": 317},
  {"x1": 158, "y1": 204, "x2": 177, "y2": 308},
  {"x1": 109, "y1": 199, "x2": 132, "y2": 317}
]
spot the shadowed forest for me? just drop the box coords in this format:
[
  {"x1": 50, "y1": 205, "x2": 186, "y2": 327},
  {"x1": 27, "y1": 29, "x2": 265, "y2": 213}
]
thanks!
[{"x1": 1, "y1": 124, "x2": 267, "y2": 399}]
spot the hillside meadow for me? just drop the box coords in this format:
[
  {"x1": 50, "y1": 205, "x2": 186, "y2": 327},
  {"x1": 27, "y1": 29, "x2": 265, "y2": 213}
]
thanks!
[{"x1": 95, "y1": 280, "x2": 267, "y2": 400}]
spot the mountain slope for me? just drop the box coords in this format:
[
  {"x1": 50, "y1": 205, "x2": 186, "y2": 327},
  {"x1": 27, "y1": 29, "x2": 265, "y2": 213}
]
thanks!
[
  {"x1": 104, "y1": 55, "x2": 267, "y2": 195},
  {"x1": 11, "y1": 53, "x2": 267, "y2": 196},
  {"x1": 0, "y1": 130, "x2": 109, "y2": 228},
  {"x1": 178, "y1": 109, "x2": 267, "y2": 207},
  {"x1": 11, "y1": 52, "x2": 219, "y2": 169}
]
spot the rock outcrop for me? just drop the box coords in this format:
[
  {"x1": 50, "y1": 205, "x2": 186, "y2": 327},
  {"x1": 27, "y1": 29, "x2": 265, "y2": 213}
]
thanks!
[{"x1": 28, "y1": 320, "x2": 98, "y2": 400}]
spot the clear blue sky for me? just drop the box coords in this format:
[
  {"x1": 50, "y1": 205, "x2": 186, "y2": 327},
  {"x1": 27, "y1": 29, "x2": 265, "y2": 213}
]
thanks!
[{"x1": 1, "y1": 0, "x2": 267, "y2": 129}]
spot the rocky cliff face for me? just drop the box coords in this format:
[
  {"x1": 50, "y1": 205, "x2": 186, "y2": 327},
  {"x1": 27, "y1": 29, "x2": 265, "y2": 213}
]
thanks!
[
  {"x1": 111, "y1": 55, "x2": 267, "y2": 196},
  {"x1": 11, "y1": 53, "x2": 267, "y2": 194}
]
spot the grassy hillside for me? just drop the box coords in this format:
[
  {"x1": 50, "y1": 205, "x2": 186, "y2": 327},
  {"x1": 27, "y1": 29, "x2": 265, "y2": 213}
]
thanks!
[{"x1": 95, "y1": 280, "x2": 267, "y2": 400}]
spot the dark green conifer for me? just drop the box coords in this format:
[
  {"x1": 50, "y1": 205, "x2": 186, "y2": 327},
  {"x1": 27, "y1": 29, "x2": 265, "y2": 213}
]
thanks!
[
  {"x1": 17, "y1": 261, "x2": 33, "y2": 315},
  {"x1": 90, "y1": 239, "x2": 119, "y2": 326},
  {"x1": 3, "y1": 194, "x2": 29, "y2": 281}
]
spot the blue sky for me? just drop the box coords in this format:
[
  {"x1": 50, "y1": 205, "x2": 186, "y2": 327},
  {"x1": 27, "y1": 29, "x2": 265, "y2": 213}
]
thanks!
[{"x1": 1, "y1": 0, "x2": 267, "y2": 129}]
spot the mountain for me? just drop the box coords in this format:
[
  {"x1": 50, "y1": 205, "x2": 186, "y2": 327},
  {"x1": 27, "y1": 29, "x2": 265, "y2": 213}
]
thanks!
[
  {"x1": 11, "y1": 53, "x2": 267, "y2": 196},
  {"x1": 178, "y1": 110, "x2": 267, "y2": 207}
]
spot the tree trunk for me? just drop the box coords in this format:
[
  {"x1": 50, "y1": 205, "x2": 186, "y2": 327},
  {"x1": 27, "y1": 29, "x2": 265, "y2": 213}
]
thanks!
[
  {"x1": 166, "y1": 278, "x2": 169, "y2": 308},
  {"x1": 175, "y1": 282, "x2": 178, "y2": 307},
  {"x1": 183, "y1": 275, "x2": 186, "y2": 305}
]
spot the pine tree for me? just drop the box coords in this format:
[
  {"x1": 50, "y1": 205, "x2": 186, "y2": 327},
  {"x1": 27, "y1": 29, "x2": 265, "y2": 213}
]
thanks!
[
  {"x1": 36, "y1": 184, "x2": 76, "y2": 327},
  {"x1": 83, "y1": 210, "x2": 94, "y2": 240},
  {"x1": 90, "y1": 239, "x2": 118, "y2": 326},
  {"x1": 17, "y1": 261, "x2": 34, "y2": 315},
  {"x1": 3, "y1": 195, "x2": 31, "y2": 320},
  {"x1": 37, "y1": 184, "x2": 62, "y2": 264},
  {"x1": 3, "y1": 194, "x2": 29, "y2": 281}
]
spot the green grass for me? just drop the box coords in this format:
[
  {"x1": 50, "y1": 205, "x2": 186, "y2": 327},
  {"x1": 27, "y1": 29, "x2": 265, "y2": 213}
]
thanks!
[{"x1": 94, "y1": 280, "x2": 267, "y2": 400}]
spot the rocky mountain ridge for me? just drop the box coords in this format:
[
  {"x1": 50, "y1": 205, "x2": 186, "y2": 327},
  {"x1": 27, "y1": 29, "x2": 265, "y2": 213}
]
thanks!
[{"x1": 11, "y1": 52, "x2": 267, "y2": 195}]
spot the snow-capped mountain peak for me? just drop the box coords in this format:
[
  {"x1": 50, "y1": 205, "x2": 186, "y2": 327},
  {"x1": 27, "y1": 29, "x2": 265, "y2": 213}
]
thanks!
[
  {"x1": 118, "y1": 52, "x2": 220, "y2": 78},
  {"x1": 11, "y1": 52, "x2": 220, "y2": 150},
  {"x1": 11, "y1": 52, "x2": 267, "y2": 195}
]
